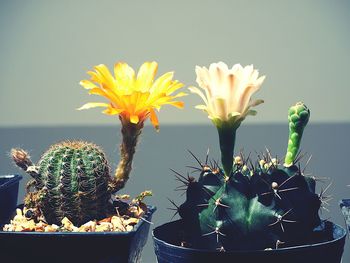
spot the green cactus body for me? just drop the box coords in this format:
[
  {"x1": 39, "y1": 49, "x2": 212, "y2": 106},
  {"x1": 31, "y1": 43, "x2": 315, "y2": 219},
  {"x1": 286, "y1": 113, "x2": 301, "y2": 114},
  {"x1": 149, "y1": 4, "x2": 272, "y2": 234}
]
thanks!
[
  {"x1": 284, "y1": 102, "x2": 310, "y2": 167},
  {"x1": 179, "y1": 158, "x2": 321, "y2": 250},
  {"x1": 26, "y1": 141, "x2": 111, "y2": 225}
]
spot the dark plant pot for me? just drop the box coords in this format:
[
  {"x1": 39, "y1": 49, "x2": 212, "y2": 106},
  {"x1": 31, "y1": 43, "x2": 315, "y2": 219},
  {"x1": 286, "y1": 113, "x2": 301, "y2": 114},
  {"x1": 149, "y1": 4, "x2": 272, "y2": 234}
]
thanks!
[
  {"x1": 0, "y1": 175, "x2": 22, "y2": 227},
  {"x1": 339, "y1": 199, "x2": 350, "y2": 231},
  {"x1": 0, "y1": 206, "x2": 156, "y2": 263},
  {"x1": 153, "y1": 219, "x2": 346, "y2": 263}
]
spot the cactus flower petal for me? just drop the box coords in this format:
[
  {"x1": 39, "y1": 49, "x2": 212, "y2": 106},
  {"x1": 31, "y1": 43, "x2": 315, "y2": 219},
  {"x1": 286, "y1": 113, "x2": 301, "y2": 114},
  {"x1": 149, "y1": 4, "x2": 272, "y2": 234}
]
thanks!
[
  {"x1": 77, "y1": 102, "x2": 110, "y2": 110},
  {"x1": 79, "y1": 61, "x2": 186, "y2": 130},
  {"x1": 191, "y1": 62, "x2": 265, "y2": 126},
  {"x1": 191, "y1": 62, "x2": 266, "y2": 176}
]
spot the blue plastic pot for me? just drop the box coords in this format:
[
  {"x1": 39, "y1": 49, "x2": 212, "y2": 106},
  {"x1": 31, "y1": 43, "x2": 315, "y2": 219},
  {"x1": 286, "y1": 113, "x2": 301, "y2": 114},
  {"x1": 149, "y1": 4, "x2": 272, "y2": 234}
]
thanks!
[
  {"x1": 0, "y1": 175, "x2": 22, "y2": 227},
  {"x1": 0, "y1": 206, "x2": 156, "y2": 263},
  {"x1": 153, "y1": 219, "x2": 346, "y2": 263},
  {"x1": 339, "y1": 199, "x2": 350, "y2": 231}
]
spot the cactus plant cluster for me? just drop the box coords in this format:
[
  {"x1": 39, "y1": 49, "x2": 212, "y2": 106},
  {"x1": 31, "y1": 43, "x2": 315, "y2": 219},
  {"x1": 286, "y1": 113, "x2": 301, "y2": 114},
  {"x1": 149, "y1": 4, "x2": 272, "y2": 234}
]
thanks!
[
  {"x1": 174, "y1": 102, "x2": 327, "y2": 251},
  {"x1": 6, "y1": 61, "x2": 186, "y2": 229}
]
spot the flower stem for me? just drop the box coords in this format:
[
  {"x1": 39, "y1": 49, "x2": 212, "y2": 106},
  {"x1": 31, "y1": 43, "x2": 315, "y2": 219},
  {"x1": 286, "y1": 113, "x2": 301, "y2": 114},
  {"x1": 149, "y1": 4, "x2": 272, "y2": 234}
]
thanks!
[
  {"x1": 217, "y1": 124, "x2": 237, "y2": 177},
  {"x1": 110, "y1": 118, "x2": 143, "y2": 193}
]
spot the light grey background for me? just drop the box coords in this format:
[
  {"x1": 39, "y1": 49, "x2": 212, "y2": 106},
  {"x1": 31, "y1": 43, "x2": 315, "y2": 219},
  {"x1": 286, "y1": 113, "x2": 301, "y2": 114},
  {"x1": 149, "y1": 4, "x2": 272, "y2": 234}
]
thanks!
[
  {"x1": 0, "y1": 124, "x2": 349, "y2": 262},
  {"x1": 0, "y1": 0, "x2": 349, "y2": 127}
]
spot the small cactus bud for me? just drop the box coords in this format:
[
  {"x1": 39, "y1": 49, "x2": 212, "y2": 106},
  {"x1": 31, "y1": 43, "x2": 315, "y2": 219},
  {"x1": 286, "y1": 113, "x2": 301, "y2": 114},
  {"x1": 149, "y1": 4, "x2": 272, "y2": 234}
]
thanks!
[{"x1": 11, "y1": 148, "x2": 33, "y2": 171}]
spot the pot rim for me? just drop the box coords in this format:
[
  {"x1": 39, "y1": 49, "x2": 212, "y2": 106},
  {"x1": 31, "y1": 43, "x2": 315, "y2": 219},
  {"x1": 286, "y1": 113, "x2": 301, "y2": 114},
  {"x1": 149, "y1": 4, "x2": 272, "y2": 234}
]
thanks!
[
  {"x1": 0, "y1": 205, "x2": 156, "y2": 236},
  {"x1": 152, "y1": 220, "x2": 346, "y2": 254},
  {"x1": 0, "y1": 174, "x2": 22, "y2": 191}
]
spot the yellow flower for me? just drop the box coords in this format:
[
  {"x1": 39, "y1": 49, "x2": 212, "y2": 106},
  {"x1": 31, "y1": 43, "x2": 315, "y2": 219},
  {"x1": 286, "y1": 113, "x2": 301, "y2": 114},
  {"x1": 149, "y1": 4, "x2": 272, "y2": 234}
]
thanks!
[
  {"x1": 189, "y1": 62, "x2": 265, "y2": 124},
  {"x1": 78, "y1": 61, "x2": 186, "y2": 131}
]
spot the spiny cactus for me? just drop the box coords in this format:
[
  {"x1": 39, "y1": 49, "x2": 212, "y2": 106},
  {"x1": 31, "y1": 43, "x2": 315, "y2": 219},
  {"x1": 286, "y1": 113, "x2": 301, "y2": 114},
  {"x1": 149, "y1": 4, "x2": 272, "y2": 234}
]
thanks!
[
  {"x1": 173, "y1": 103, "x2": 325, "y2": 250},
  {"x1": 11, "y1": 141, "x2": 117, "y2": 225}
]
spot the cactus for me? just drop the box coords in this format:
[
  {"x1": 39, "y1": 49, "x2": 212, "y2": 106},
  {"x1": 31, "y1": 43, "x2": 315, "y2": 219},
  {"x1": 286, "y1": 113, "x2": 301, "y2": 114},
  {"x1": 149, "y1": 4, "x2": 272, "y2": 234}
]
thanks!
[
  {"x1": 11, "y1": 141, "x2": 115, "y2": 225},
  {"x1": 284, "y1": 102, "x2": 310, "y2": 167},
  {"x1": 175, "y1": 102, "x2": 324, "y2": 250}
]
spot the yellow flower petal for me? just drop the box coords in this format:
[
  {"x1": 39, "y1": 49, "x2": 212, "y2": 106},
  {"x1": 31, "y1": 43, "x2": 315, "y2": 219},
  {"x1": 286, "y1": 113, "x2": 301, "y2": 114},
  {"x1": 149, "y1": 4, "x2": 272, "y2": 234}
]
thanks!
[
  {"x1": 171, "y1": 92, "x2": 188, "y2": 99},
  {"x1": 166, "y1": 81, "x2": 185, "y2": 95},
  {"x1": 94, "y1": 64, "x2": 115, "y2": 89},
  {"x1": 77, "y1": 102, "x2": 109, "y2": 110},
  {"x1": 137, "y1": 62, "x2": 158, "y2": 92},
  {"x1": 80, "y1": 61, "x2": 185, "y2": 128},
  {"x1": 150, "y1": 108, "x2": 160, "y2": 132},
  {"x1": 114, "y1": 62, "x2": 135, "y2": 90},
  {"x1": 103, "y1": 107, "x2": 124, "y2": 115},
  {"x1": 165, "y1": 101, "x2": 184, "y2": 109},
  {"x1": 88, "y1": 88, "x2": 126, "y2": 109},
  {"x1": 80, "y1": 80, "x2": 97, "y2": 90},
  {"x1": 151, "y1": 71, "x2": 174, "y2": 94}
]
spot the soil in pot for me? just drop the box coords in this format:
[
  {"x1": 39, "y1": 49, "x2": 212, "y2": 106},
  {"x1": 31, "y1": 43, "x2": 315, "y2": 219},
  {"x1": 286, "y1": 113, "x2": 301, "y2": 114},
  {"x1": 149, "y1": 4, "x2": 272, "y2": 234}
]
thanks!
[{"x1": 0, "y1": 206, "x2": 156, "y2": 263}]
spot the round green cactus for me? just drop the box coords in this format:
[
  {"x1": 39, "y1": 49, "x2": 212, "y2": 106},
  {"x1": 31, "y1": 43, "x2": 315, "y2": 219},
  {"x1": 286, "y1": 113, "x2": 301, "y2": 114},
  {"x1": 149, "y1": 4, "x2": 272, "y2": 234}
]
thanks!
[{"x1": 12, "y1": 141, "x2": 112, "y2": 225}]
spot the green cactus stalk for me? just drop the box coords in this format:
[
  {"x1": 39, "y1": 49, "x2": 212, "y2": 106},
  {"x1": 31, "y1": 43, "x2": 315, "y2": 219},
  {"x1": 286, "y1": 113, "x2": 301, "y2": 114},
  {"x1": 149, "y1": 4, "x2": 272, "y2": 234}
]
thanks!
[
  {"x1": 11, "y1": 141, "x2": 112, "y2": 225},
  {"x1": 214, "y1": 119, "x2": 239, "y2": 177},
  {"x1": 176, "y1": 103, "x2": 322, "y2": 251},
  {"x1": 284, "y1": 102, "x2": 310, "y2": 167}
]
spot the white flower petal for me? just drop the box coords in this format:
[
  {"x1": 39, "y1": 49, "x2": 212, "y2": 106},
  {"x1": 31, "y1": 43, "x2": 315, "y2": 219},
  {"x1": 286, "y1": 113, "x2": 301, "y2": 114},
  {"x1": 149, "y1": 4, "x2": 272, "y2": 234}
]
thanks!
[
  {"x1": 231, "y1": 64, "x2": 243, "y2": 74},
  {"x1": 249, "y1": 99, "x2": 264, "y2": 108},
  {"x1": 217, "y1": 61, "x2": 229, "y2": 72},
  {"x1": 255, "y1": 75, "x2": 266, "y2": 87},
  {"x1": 195, "y1": 104, "x2": 207, "y2": 110},
  {"x1": 189, "y1": 86, "x2": 209, "y2": 106},
  {"x1": 193, "y1": 62, "x2": 265, "y2": 123},
  {"x1": 212, "y1": 97, "x2": 228, "y2": 121}
]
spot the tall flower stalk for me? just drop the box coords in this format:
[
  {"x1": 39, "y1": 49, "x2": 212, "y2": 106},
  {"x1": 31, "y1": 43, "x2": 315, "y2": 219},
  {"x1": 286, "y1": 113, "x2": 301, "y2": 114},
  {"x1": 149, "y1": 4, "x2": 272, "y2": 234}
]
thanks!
[
  {"x1": 190, "y1": 62, "x2": 265, "y2": 176},
  {"x1": 79, "y1": 61, "x2": 186, "y2": 192}
]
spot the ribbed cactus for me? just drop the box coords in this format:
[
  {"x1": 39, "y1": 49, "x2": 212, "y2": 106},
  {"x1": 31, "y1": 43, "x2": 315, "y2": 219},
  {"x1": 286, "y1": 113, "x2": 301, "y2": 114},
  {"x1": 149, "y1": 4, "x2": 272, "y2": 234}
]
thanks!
[
  {"x1": 176, "y1": 102, "x2": 323, "y2": 250},
  {"x1": 11, "y1": 141, "x2": 115, "y2": 225}
]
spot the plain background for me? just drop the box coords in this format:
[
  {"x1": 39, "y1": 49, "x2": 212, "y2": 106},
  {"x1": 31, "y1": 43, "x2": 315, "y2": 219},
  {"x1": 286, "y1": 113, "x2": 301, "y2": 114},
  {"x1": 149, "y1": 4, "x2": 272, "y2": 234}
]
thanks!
[
  {"x1": 0, "y1": 0, "x2": 349, "y2": 262},
  {"x1": 0, "y1": 0, "x2": 349, "y2": 127}
]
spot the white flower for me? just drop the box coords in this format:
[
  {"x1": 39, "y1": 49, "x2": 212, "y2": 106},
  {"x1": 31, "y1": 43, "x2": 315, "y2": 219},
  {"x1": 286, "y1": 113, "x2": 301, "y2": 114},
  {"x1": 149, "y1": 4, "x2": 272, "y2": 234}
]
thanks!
[{"x1": 189, "y1": 62, "x2": 265, "y2": 124}]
